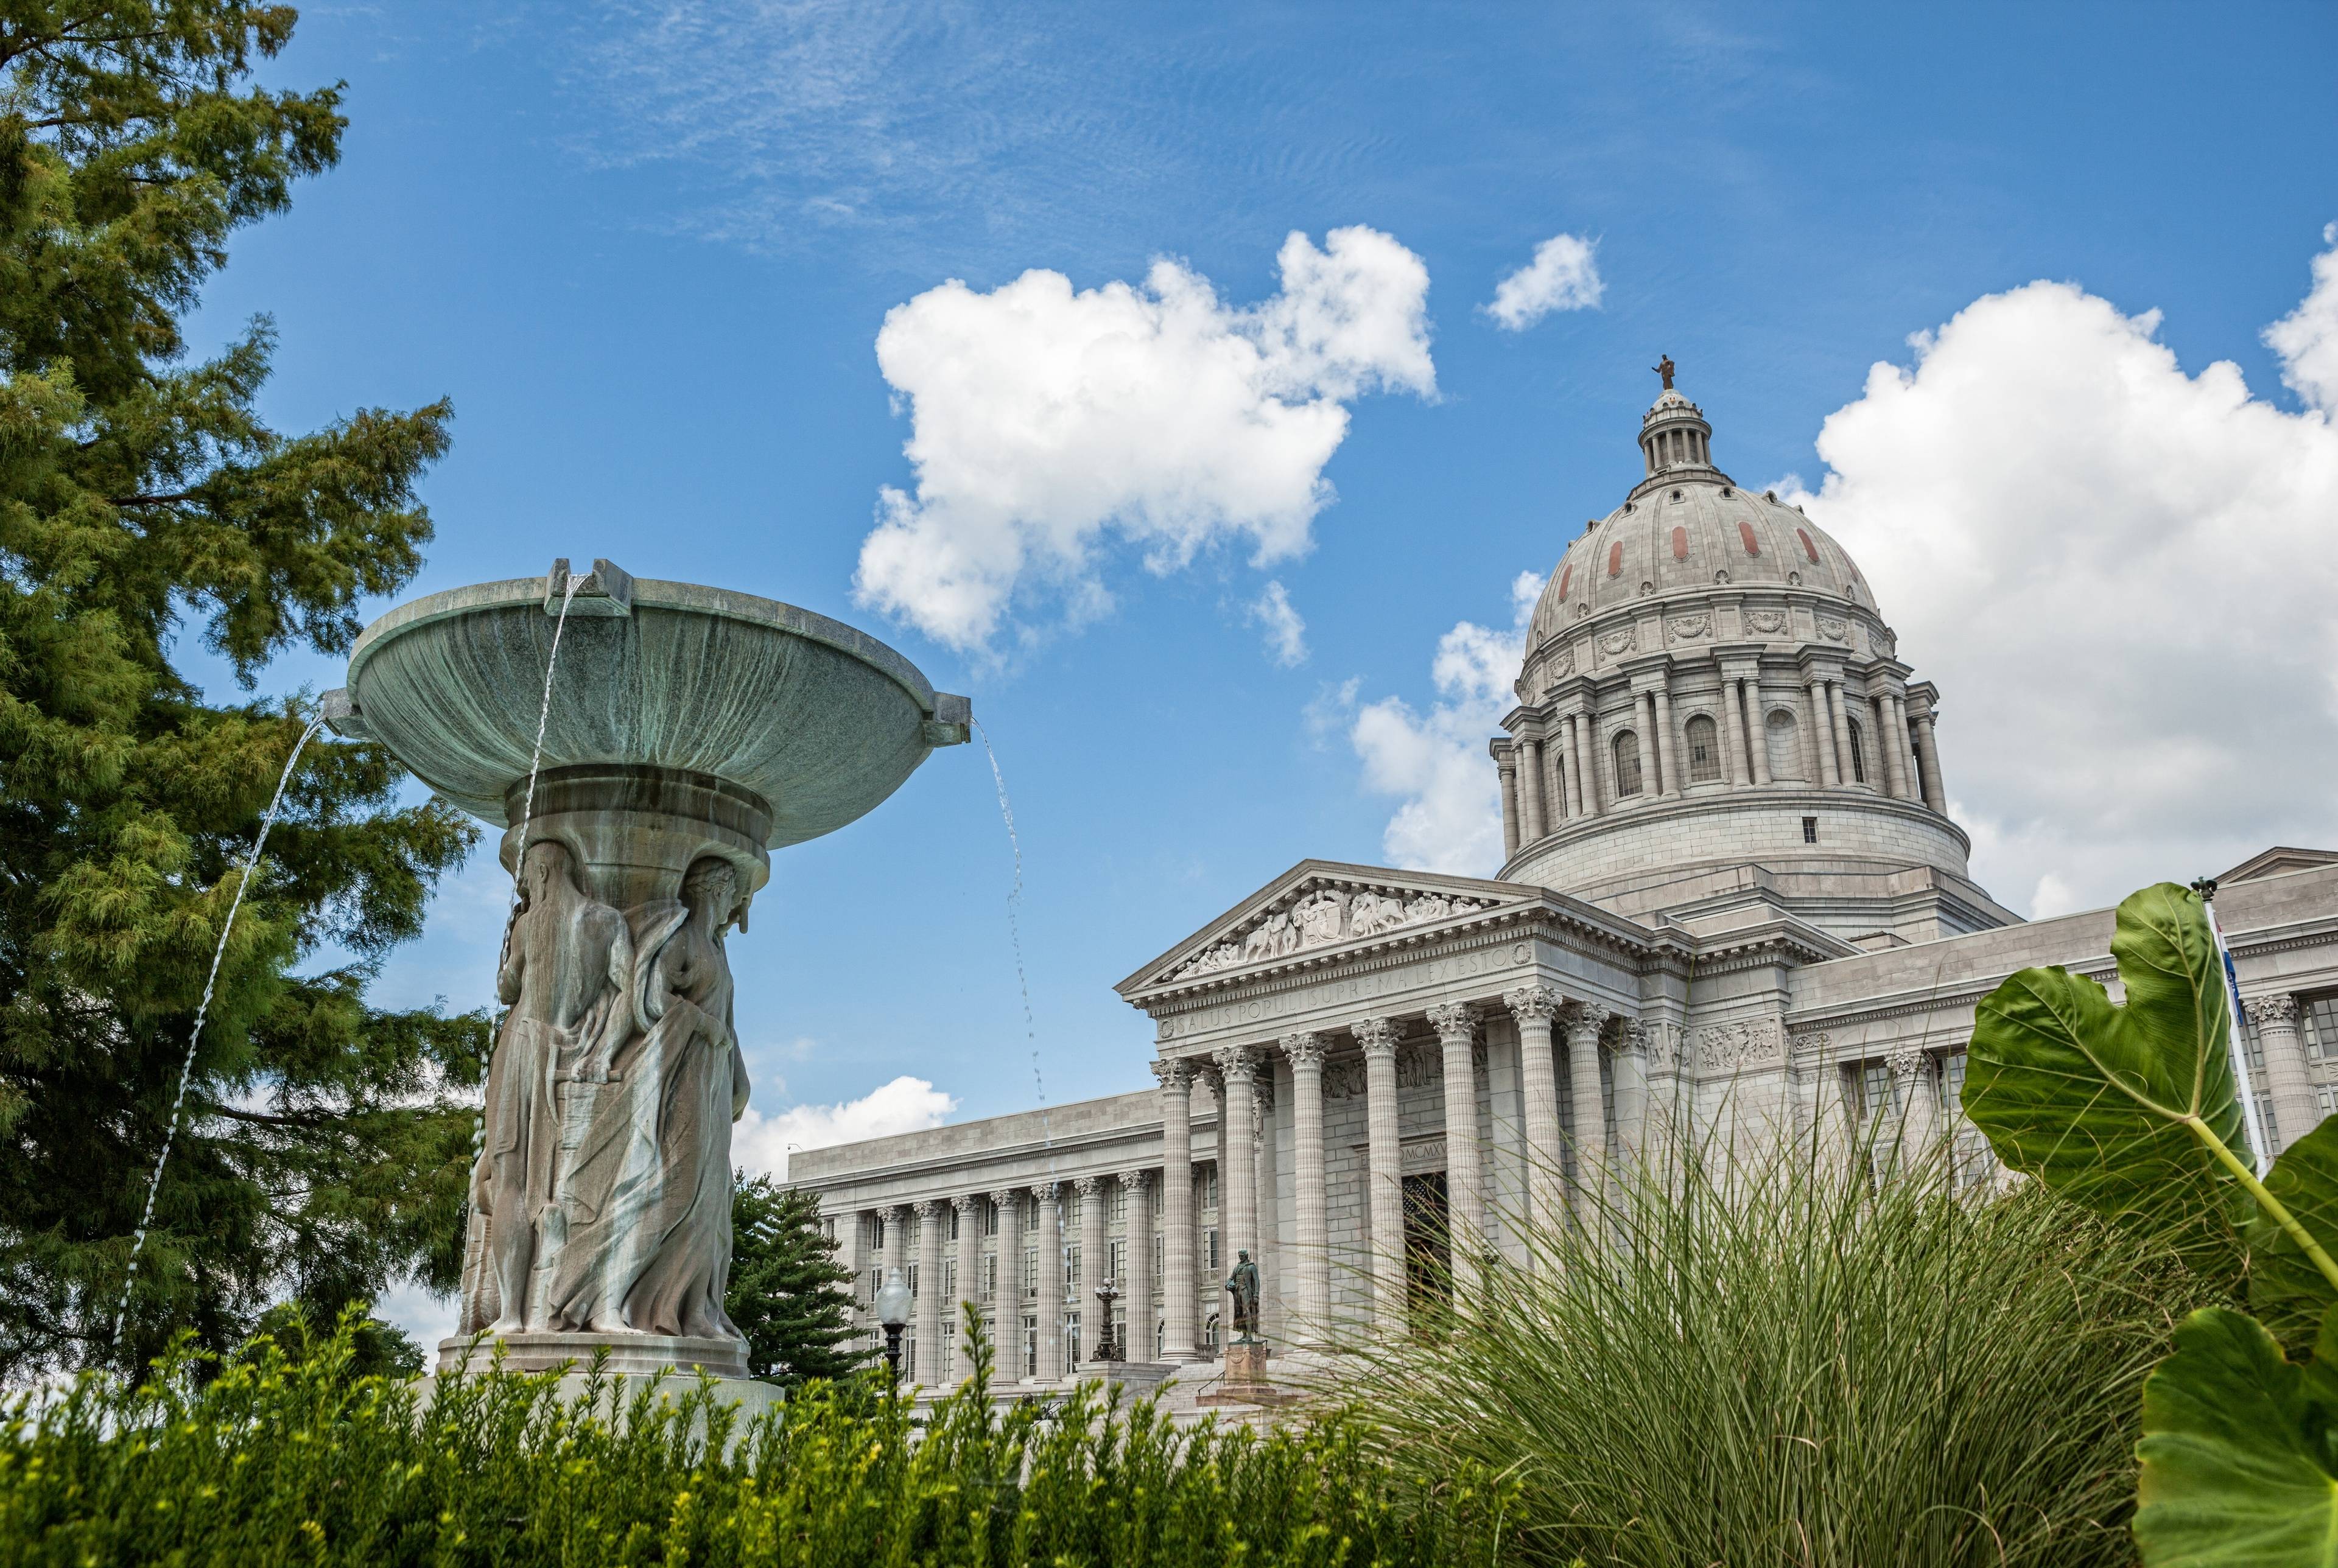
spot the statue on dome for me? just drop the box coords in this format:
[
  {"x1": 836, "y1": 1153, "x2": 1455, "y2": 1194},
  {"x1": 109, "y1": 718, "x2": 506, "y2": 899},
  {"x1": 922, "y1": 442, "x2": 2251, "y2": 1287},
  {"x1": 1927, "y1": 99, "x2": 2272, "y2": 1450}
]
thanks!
[{"x1": 1652, "y1": 354, "x2": 1676, "y2": 390}]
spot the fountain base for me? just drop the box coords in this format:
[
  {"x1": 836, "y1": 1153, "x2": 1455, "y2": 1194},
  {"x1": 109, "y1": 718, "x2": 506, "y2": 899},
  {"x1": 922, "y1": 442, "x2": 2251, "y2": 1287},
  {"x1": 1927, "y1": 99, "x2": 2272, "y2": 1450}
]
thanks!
[{"x1": 437, "y1": 1329, "x2": 749, "y2": 1379}]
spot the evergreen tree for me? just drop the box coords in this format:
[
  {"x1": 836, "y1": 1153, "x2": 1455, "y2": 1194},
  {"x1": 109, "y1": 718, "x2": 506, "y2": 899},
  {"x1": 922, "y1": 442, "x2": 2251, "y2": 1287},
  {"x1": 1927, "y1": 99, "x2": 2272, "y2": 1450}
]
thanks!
[
  {"x1": 727, "y1": 1175, "x2": 864, "y2": 1388},
  {"x1": 0, "y1": 2, "x2": 474, "y2": 1383}
]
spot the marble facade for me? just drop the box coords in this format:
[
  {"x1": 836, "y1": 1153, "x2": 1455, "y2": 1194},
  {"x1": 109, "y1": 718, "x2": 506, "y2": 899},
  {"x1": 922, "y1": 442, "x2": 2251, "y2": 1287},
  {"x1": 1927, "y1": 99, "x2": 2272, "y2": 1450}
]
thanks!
[{"x1": 790, "y1": 380, "x2": 2338, "y2": 1398}]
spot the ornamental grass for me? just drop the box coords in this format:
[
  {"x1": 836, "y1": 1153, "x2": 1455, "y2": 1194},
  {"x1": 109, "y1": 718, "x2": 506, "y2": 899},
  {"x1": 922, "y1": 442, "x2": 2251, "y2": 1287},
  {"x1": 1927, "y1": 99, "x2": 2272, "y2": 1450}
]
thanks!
[
  {"x1": 1326, "y1": 1133, "x2": 2220, "y2": 1568},
  {"x1": 0, "y1": 1310, "x2": 1508, "y2": 1567}
]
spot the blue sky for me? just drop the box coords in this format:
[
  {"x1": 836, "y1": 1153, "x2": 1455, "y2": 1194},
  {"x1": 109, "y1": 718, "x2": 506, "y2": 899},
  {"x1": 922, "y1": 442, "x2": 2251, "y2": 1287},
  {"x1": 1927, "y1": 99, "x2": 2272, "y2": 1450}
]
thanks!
[{"x1": 189, "y1": 4, "x2": 2338, "y2": 1289}]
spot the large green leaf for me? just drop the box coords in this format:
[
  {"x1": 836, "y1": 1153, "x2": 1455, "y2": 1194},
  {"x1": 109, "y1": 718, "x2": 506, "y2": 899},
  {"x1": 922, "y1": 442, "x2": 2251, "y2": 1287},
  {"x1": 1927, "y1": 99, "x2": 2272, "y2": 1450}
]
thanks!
[
  {"x1": 1965, "y1": 882, "x2": 2252, "y2": 1235},
  {"x1": 2252, "y1": 1119, "x2": 2338, "y2": 1353},
  {"x1": 2134, "y1": 1306, "x2": 2338, "y2": 1566}
]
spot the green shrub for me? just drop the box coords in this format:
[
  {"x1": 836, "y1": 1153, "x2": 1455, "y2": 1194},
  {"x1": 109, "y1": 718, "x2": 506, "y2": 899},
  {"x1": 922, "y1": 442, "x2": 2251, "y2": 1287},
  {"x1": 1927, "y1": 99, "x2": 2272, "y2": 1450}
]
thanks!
[
  {"x1": 0, "y1": 1306, "x2": 1508, "y2": 1567},
  {"x1": 1325, "y1": 1141, "x2": 2217, "y2": 1568}
]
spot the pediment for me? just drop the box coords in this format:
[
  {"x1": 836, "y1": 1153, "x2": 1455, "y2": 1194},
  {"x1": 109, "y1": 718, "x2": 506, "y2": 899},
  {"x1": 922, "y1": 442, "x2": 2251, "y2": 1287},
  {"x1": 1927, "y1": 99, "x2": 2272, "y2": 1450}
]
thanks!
[{"x1": 1117, "y1": 859, "x2": 1540, "y2": 996}]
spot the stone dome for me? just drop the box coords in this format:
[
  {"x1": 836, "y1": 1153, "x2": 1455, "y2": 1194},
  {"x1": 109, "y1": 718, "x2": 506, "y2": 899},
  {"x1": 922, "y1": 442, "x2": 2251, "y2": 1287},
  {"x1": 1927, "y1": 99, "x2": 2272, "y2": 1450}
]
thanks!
[
  {"x1": 1489, "y1": 372, "x2": 2010, "y2": 947},
  {"x1": 1520, "y1": 390, "x2": 1876, "y2": 693}
]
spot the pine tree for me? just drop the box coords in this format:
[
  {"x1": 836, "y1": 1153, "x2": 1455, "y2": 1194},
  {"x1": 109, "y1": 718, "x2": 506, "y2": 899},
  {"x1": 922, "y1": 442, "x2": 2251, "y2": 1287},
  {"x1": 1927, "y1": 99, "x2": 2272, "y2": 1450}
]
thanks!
[
  {"x1": 727, "y1": 1175, "x2": 865, "y2": 1388},
  {"x1": 0, "y1": 2, "x2": 475, "y2": 1383}
]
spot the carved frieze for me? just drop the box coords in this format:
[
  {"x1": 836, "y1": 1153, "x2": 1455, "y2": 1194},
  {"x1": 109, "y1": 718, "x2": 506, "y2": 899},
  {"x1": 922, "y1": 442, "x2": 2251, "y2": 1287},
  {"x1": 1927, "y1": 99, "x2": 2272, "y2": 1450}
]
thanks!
[
  {"x1": 1599, "y1": 628, "x2": 1638, "y2": 658},
  {"x1": 1746, "y1": 608, "x2": 1788, "y2": 636},
  {"x1": 1817, "y1": 615, "x2": 1850, "y2": 643},
  {"x1": 1697, "y1": 1019, "x2": 1785, "y2": 1073},
  {"x1": 1166, "y1": 881, "x2": 1497, "y2": 982},
  {"x1": 1668, "y1": 613, "x2": 1713, "y2": 643}
]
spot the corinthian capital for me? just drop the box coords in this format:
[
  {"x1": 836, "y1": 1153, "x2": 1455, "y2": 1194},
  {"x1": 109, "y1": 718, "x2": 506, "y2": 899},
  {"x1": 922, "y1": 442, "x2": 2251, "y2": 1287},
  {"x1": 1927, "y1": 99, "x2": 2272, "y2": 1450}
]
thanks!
[
  {"x1": 1503, "y1": 984, "x2": 1561, "y2": 1026},
  {"x1": 1151, "y1": 1058, "x2": 1194, "y2": 1093},
  {"x1": 2243, "y1": 993, "x2": 2302, "y2": 1027},
  {"x1": 1427, "y1": 1001, "x2": 1479, "y2": 1041},
  {"x1": 1352, "y1": 1017, "x2": 1401, "y2": 1059},
  {"x1": 1280, "y1": 1031, "x2": 1328, "y2": 1070},
  {"x1": 1213, "y1": 1043, "x2": 1263, "y2": 1083}
]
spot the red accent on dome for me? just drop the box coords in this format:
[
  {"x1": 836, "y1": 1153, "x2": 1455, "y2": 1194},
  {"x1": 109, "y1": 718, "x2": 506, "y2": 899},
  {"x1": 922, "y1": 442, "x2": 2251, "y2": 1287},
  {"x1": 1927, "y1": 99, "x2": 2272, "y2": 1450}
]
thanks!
[
  {"x1": 1671, "y1": 525, "x2": 1688, "y2": 561},
  {"x1": 1738, "y1": 522, "x2": 1760, "y2": 556},
  {"x1": 1607, "y1": 541, "x2": 1623, "y2": 577},
  {"x1": 1798, "y1": 527, "x2": 1819, "y2": 562},
  {"x1": 1558, "y1": 564, "x2": 1572, "y2": 599}
]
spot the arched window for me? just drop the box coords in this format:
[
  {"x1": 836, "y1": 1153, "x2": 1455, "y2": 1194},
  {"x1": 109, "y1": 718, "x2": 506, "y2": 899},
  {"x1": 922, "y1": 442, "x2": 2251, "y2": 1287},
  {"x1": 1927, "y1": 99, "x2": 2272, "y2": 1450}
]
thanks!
[
  {"x1": 1612, "y1": 730, "x2": 1644, "y2": 797},
  {"x1": 1684, "y1": 714, "x2": 1721, "y2": 783},
  {"x1": 1766, "y1": 709, "x2": 1804, "y2": 782},
  {"x1": 1845, "y1": 717, "x2": 1868, "y2": 784}
]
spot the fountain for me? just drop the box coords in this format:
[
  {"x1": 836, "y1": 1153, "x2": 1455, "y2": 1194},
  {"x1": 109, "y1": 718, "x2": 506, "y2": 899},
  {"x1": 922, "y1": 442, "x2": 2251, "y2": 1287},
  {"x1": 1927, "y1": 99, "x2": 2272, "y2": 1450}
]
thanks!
[{"x1": 325, "y1": 559, "x2": 969, "y2": 1391}]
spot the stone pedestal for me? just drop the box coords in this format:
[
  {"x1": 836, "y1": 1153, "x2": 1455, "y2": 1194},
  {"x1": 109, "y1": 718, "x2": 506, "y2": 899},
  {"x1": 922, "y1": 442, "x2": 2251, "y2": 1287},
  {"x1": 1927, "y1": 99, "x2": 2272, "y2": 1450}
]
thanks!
[
  {"x1": 437, "y1": 1330, "x2": 748, "y2": 1379},
  {"x1": 1198, "y1": 1339, "x2": 1294, "y2": 1409}
]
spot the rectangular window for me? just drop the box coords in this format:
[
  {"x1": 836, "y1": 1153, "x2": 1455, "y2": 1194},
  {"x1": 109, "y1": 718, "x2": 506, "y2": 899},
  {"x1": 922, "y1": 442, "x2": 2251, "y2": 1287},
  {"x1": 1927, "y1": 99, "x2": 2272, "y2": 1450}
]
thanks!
[
  {"x1": 943, "y1": 1258, "x2": 957, "y2": 1298},
  {"x1": 1109, "y1": 1238, "x2": 1127, "y2": 1284},
  {"x1": 907, "y1": 1262, "x2": 919, "y2": 1298},
  {"x1": 2305, "y1": 992, "x2": 2337, "y2": 1060},
  {"x1": 1201, "y1": 1168, "x2": 1218, "y2": 1210},
  {"x1": 1942, "y1": 1050, "x2": 1970, "y2": 1118},
  {"x1": 1022, "y1": 1316, "x2": 1037, "y2": 1377},
  {"x1": 985, "y1": 1200, "x2": 999, "y2": 1237},
  {"x1": 1802, "y1": 815, "x2": 1819, "y2": 844},
  {"x1": 1153, "y1": 1234, "x2": 1164, "y2": 1281},
  {"x1": 1067, "y1": 1244, "x2": 1082, "y2": 1294},
  {"x1": 1065, "y1": 1309, "x2": 1082, "y2": 1368},
  {"x1": 1066, "y1": 1189, "x2": 1082, "y2": 1228},
  {"x1": 946, "y1": 1205, "x2": 959, "y2": 1242},
  {"x1": 983, "y1": 1253, "x2": 997, "y2": 1295},
  {"x1": 1853, "y1": 1062, "x2": 1897, "y2": 1125},
  {"x1": 2317, "y1": 1085, "x2": 2338, "y2": 1119},
  {"x1": 1023, "y1": 1250, "x2": 1037, "y2": 1299},
  {"x1": 1110, "y1": 1185, "x2": 1128, "y2": 1225},
  {"x1": 1206, "y1": 1227, "x2": 1220, "y2": 1274}
]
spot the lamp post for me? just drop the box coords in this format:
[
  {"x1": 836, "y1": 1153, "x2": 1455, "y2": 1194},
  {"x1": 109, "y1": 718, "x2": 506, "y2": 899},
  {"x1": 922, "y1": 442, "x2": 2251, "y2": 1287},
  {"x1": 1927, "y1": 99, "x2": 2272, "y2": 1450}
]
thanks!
[
  {"x1": 876, "y1": 1267, "x2": 913, "y2": 1387},
  {"x1": 1092, "y1": 1278, "x2": 1122, "y2": 1362}
]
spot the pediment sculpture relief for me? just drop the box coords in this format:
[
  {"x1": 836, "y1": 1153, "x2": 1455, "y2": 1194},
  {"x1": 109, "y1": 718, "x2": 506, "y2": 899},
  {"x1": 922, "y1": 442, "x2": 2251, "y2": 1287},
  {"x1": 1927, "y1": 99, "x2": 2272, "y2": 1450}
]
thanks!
[{"x1": 1167, "y1": 884, "x2": 1495, "y2": 981}]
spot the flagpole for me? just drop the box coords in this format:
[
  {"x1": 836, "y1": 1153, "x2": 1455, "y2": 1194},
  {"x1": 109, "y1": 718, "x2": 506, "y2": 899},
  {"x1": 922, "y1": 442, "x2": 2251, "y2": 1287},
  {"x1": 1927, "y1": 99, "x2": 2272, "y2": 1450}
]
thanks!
[{"x1": 2192, "y1": 876, "x2": 2270, "y2": 1175}]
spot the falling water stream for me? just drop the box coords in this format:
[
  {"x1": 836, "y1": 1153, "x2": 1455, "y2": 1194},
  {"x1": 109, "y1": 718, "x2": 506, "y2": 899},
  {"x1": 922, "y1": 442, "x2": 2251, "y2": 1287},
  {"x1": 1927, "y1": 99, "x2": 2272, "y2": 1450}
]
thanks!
[
  {"x1": 973, "y1": 719, "x2": 1073, "y2": 1360},
  {"x1": 111, "y1": 714, "x2": 329, "y2": 1347},
  {"x1": 468, "y1": 572, "x2": 587, "y2": 1200}
]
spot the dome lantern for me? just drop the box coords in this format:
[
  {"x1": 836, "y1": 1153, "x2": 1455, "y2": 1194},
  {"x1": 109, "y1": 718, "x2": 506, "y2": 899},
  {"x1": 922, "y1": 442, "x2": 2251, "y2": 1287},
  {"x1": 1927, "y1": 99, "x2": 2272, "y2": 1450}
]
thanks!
[{"x1": 1638, "y1": 356, "x2": 1718, "y2": 480}]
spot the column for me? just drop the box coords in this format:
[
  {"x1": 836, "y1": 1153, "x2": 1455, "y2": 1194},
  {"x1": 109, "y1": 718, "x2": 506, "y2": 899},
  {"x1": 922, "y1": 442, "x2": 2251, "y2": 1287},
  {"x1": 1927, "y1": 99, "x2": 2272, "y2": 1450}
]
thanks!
[
  {"x1": 1892, "y1": 694, "x2": 1918, "y2": 799},
  {"x1": 1891, "y1": 1048, "x2": 1940, "y2": 1162},
  {"x1": 1565, "y1": 1007, "x2": 1609, "y2": 1216},
  {"x1": 1574, "y1": 710, "x2": 1603, "y2": 816},
  {"x1": 846, "y1": 1208, "x2": 872, "y2": 1356},
  {"x1": 1636, "y1": 690, "x2": 1660, "y2": 796},
  {"x1": 880, "y1": 1203, "x2": 906, "y2": 1287},
  {"x1": 1827, "y1": 681, "x2": 1856, "y2": 789},
  {"x1": 989, "y1": 1186, "x2": 1022, "y2": 1374},
  {"x1": 1876, "y1": 695, "x2": 1909, "y2": 799},
  {"x1": 1912, "y1": 708, "x2": 1946, "y2": 810},
  {"x1": 1806, "y1": 678, "x2": 1842, "y2": 786},
  {"x1": 1076, "y1": 1175, "x2": 1108, "y2": 1363},
  {"x1": 1356, "y1": 1018, "x2": 1408, "y2": 1336},
  {"x1": 951, "y1": 1194, "x2": 983, "y2": 1382},
  {"x1": 1564, "y1": 712, "x2": 1588, "y2": 817},
  {"x1": 1118, "y1": 1169, "x2": 1154, "y2": 1360},
  {"x1": 1032, "y1": 1182, "x2": 1063, "y2": 1382},
  {"x1": 1546, "y1": 735, "x2": 1568, "y2": 824},
  {"x1": 1653, "y1": 684, "x2": 1680, "y2": 799},
  {"x1": 914, "y1": 1199, "x2": 946, "y2": 1389},
  {"x1": 1428, "y1": 1001, "x2": 1484, "y2": 1297},
  {"x1": 1497, "y1": 752, "x2": 1520, "y2": 858},
  {"x1": 1213, "y1": 1046, "x2": 1261, "y2": 1305},
  {"x1": 1504, "y1": 985, "x2": 1564, "y2": 1242},
  {"x1": 1722, "y1": 677, "x2": 1753, "y2": 786},
  {"x1": 1746, "y1": 681, "x2": 1773, "y2": 786},
  {"x1": 1253, "y1": 1074, "x2": 1279, "y2": 1338},
  {"x1": 2245, "y1": 995, "x2": 2317, "y2": 1155},
  {"x1": 1281, "y1": 1033, "x2": 1330, "y2": 1341},
  {"x1": 1153, "y1": 1062, "x2": 1198, "y2": 1360},
  {"x1": 1518, "y1": 736, "x2": 1545, "y2": 842},
  {"x1": 1611, "y1": 1021, "x2": 1650, "y2": 1167}
]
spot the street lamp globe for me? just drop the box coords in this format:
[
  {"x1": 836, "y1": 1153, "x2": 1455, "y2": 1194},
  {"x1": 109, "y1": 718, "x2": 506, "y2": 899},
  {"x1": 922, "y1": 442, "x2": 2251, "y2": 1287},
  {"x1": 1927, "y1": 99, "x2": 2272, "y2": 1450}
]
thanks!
[{"x1": 876, "y1": 1267, "x2": 913, "y2": 1381}]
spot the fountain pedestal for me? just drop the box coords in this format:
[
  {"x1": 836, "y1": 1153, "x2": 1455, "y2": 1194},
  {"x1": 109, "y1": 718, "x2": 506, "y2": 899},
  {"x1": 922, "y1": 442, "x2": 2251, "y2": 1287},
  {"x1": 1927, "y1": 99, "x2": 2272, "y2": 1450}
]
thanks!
[{"x1": 330, "y1": 559, "x2": 968, "y2": 1385}]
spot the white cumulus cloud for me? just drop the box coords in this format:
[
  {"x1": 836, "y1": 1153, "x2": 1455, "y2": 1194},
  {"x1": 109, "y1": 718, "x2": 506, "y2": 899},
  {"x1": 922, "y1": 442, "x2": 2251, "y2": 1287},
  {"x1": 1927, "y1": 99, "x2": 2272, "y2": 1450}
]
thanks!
[
  {"x1": 1347, "y1": 572, "x2": 1543, "y2": 874},
  {"x1": 1249, "y1": 580, "x2": 1308, "y2": 667},
  {"x1": 1782, "y1": 255, "x2": 2338, "y2": 911},
  {"x1": 853, "y1": 226, "x2": 1436, "y2": 653},
  {"x1": 1484, "y1": 233, "x2": 1604, "y2": 331},
  {"x1": 734, "y1": 1075, "x2": 958, "y2": 1183},
  {"x1": 2264, "y1": 222, "x2": 2338, "y2": 415}
]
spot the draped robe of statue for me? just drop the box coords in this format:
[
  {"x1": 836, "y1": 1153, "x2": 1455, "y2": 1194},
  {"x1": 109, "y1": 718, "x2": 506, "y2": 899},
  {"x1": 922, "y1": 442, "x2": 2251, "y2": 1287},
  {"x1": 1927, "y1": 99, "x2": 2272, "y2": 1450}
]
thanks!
[
  {"x1": 542, "y1": 856, "x2": 753, "y2": 1340},
  {"x1": 459, "y1": 840, "x2": 633, "y2": 1333}
]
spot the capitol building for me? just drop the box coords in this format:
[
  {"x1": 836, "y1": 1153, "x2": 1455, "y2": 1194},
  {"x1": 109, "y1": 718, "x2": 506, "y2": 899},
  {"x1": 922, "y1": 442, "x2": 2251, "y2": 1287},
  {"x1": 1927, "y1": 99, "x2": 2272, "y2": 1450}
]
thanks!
[{"x1": 793, "y1": 376, "x2": 2338, "y2": 1397}]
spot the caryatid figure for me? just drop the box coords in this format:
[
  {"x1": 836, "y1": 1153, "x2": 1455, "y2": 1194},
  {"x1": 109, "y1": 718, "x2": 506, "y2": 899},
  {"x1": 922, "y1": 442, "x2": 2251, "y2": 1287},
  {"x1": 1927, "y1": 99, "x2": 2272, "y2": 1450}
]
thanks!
[{"x1": 465, "y1": 838, "x2": 633, "y2": 1333}]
